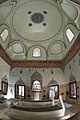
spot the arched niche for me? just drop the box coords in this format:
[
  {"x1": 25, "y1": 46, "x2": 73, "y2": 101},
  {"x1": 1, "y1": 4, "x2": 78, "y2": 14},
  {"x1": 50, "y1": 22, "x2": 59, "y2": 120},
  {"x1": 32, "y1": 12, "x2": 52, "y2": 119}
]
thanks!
[
  {"x1": 69, "y1": 74, "x2": 77, "y2": 99},
  {"x1": 15, "y1": 78, "x2": 26, "y2": 99},
  {"x1": 1, "y1": 75, "x2": 8, "y2": 95},
  {"x1": 48, "y1": 78, "x2": 59, "y2": 99},
  {"x1": 31, "y1": 71, "x2": 42, "y2": 101},
  {"x1": 31, "y1": 71, "x2": 42, "y2": 89},
  {"x1": 7, "y1": 40, "x2": 27, "y2": 60},
  {"x1": 27, "y1": 46, "x2": 46, "y2": 60},
  {"x1": 33, "y1": 48, "x2": 41, "y2": 57}
]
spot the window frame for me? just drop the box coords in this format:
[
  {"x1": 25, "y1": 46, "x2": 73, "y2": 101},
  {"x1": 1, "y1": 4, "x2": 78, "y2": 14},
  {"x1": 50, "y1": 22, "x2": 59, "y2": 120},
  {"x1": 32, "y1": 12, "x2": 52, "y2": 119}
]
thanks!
[
  {"x1": 69, "y1": 81, "x2": 77, "y2": 99},
  {"x1": 32, "y1": 80, "x2": 41, "y2": 91},
  {"x1": 15, "y1": 84, "x2": 26, "y2": 99},
  {"x1": 49, "y1": 85, "x2": 59, "y2": 99},
  {"x1": 66, "y1": 28, "x2": 75, "y2": 42},
  {"x1": 32, "y1": 48, "x2": 41, "y2": 57},
  {"x1": 1, "y1": 81, "x2": 8, "y2": 95}
]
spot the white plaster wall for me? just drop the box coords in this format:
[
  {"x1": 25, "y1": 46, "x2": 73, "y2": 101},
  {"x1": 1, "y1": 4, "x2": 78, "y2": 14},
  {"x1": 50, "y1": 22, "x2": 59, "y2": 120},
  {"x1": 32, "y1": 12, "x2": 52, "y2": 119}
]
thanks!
[
  {"x1": 64, "y1": 51, "x2": 80, "y2": 83},
  {"x1": 0, "y1": 57, "x2": 10, "y2": 90},
  {"x1": 8, "y1": 67, "x2": 65, "y2": 99},
  {"x1": 9, "y1": 68, "x2": 65, "y2": 86}
]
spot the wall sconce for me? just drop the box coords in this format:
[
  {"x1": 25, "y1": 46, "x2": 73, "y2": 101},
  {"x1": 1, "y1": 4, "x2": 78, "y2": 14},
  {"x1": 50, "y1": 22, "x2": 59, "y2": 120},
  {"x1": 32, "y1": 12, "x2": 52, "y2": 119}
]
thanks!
[
  {"x1": 51, "y1": 68, "x2": 53, "y2": 74},
  {"x1": 43, "y1": 69, "x2": 44, "y2": 72},
  {"x1": 29, "y1": 69, "x2": 31, "y2": 72},
  {"x1": 2, "y1": 75, "x2": 8, "y2": 82},
  {"x1": 20, "y1": 68, "x2": 22, "y2": 74}
]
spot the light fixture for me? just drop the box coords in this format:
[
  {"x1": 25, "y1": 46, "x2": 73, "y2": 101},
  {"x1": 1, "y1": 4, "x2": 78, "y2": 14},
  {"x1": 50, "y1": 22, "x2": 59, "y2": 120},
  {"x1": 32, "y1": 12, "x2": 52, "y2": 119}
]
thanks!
[
  {"x1": 20, "y1": 68, "x2": 22, "y2": 74},
  {"x1": 51, "y1": 68, "x2": 53, "y2": 74},
  {"x1": 2, "y1": 75, "x2": 8, "y2": 82}
]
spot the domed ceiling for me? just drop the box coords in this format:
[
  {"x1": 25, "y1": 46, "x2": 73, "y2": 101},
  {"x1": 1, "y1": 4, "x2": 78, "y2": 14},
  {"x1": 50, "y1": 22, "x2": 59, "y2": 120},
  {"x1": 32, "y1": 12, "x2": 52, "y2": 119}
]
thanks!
[{"x1": 0, "y1": 0, "x2": 80, "y2": 61}]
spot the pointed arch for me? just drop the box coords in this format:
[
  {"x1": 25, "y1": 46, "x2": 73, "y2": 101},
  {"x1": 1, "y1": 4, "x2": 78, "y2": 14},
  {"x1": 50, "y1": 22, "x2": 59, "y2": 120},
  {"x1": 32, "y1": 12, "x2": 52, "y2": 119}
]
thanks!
[
  {"x1": 48, "y1": 78, "x2": 59, "y2": 99},
  {"x1": 31, "y1": 71, "x2": 42, "y2": 89},
  {"x1": 69, "y1": 73, "x2": 77, "y2": 99},
  {"x1": 33, "y1": 48, "x2": 41, "y2": 57},
  {"x1": 31, "y1": 71, "x2": 42, "y2": 100},
  {"x1": 15, "y1": 78, "x2": 26, "y2": 99}
]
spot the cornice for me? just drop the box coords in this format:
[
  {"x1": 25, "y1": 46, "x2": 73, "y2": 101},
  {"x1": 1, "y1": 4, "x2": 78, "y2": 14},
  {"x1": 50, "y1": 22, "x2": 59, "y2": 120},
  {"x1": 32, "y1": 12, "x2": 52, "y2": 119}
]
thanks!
[
  {"x1": 11, "y1": 60, "x2": 62, "y2": 68},
  {"x1": 0, "y1": 33, "x2": 80, "y2": 69}
]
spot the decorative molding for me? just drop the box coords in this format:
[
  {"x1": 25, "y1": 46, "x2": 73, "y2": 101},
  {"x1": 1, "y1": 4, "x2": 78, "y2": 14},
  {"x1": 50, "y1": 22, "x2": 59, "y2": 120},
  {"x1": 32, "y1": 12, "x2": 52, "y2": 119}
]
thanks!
[
  {"x1": 12, "y1": 0, "x2": 63, "y2": 43},
  {"x1": 11, "y1": 60, "x2": 62, "y2": 68},
  {"x1": 48, "y1": 78, "x2": 58, "y2": 87},
  {"x1": 31, "y1": 71, "x2": 42, "y2": 88},
  {"x1": 0, "y1": 44, "x2": 12, "y2": 66},
  {"x1": 31, "y1": 71, "x2": 42, "y2": 82},
  {"x1": 10, "y1": 42, "x2": 25, "y2": 54},
  {"x1": 0, "y1": 0, "x2": 7, "y2": 4},
  {"x1": 31, "y1": 12, "x2": 44, "y2": 24},
  {"x1": 69, "y1": 73, "x2": 76, "y2": 82},
  {"x1": 0, "y1": 34, "x2": 80, "y2": 69},
  {"x1": 70, "y1": 0, "x2": 80, "y2": 5},
  {"x1": 62, "y1": 33, "x2": 80, "y2": 69},
  {"x1": 0, "y1": 0, "x2": 80, "y2": 5},
  {"x1": 49, "y1": 42, "x2": 64, "y2": 55},
  {"x1": 16, "y1": 77, "x2": 25, "y2": 85}
]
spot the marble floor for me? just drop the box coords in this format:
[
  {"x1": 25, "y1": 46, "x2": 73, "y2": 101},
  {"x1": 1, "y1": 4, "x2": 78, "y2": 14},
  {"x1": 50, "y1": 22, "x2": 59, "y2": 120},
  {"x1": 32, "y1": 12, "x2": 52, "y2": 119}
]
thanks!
[
  {"x1": 0, "y1": 100, "x2": 79, "y2": 120},
  {"x1": 0, "y1": 100, "x2": 10, "y2": 120}
]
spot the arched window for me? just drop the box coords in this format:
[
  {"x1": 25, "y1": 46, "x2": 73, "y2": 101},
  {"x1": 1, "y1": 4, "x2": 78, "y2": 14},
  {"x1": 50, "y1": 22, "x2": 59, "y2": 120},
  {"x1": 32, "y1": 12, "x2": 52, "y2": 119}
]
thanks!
[
  {"x1": 31, "y1": 71, "x2": 42, "y2": 89},
  {"x1": 15, "y1": 78, "x2": 26, "y2": 99},
  {"x1": 1, "y1": 75, "x2": 8, "y2": 95},
  {"x1": 0, "y1": 29, "x2": 8, "y2": 42},
  {"x1": 48, "y1": 78, "x2": 59, "y2": 99},
  {"x1": 69, "y1": 74, "x2": 77, "y2": 99},
  {"x1": 32, "y1": 80, "x2": 41, "y2": 91},
  {"x1": 49, "y1": 86, "x2": 59, "y2": 99},
  {"x1": 66, "y1": 28, "x2": 74, "y2": 42},
  {"x1": 33, "y1": 48, "x2": 41, "y2": 57},
  {"x1": 31, "y1": 71, "x2": 42, "y2": 101}
]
